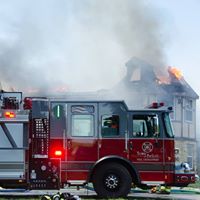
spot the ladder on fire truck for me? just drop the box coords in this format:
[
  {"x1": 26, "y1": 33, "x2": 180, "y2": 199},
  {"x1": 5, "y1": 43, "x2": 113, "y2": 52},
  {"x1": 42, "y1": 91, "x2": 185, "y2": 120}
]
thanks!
[{"x1": 0, "y1": 92, "x2": 29, "y2": 187}]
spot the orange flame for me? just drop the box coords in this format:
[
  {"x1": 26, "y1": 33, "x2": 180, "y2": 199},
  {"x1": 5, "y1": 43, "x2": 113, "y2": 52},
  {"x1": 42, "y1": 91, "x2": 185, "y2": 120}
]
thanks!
[
  {"x1": 168, "y1": 66, "x2": 183, "y2": 80},
  {"x1": 54, "y1": 85, "x2": 68, "y2": 93}
]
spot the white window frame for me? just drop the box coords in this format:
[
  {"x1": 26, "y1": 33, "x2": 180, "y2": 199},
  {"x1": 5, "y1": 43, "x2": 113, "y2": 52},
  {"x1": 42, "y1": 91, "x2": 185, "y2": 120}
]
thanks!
[
  {"x1": 184, "y1": 99, "x2": 193, "y2": 123},
  {"x1": 187, "y1": 144, "x2": 194, "y2": 169},
  {"x1": 170, "y1": 97, "x2": 176, "y2": 121}
]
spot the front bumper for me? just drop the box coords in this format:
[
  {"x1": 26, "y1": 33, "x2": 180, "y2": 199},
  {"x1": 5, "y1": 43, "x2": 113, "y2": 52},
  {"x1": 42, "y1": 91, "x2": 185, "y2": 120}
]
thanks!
[{"x1": 174, "y1": 173, "x2": 196, "y2": 186}]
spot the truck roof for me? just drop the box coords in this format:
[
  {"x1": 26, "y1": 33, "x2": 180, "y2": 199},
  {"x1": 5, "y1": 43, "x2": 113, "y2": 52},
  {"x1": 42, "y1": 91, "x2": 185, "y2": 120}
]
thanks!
[{"x1": 31, "y1": 97, "x2": 172, "y2": 113}]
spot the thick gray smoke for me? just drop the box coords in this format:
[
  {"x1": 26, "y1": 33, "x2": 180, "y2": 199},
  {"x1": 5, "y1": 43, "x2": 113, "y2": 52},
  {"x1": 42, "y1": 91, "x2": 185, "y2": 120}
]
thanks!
[{"x1": 0, "y1": 0, "x2": 167, "y2": 94}]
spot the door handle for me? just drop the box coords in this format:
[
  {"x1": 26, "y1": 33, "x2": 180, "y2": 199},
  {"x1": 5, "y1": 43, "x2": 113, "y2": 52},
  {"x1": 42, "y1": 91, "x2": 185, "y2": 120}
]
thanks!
[
  {"x1": 125, "y1": 131, "x2": 128, "y2": 150},
  {"x1": 67, "y1": 140, "x2": 72, "y2": 150},
  {"x1": 129, "y1": 142, "x2": 133, "y2": 150},
  {"x1": 63, "y1": 129, "x2": 66, "y2": 149},
  {"x1": 154, "y1": 141, "x2": 160, "y2": 148}
]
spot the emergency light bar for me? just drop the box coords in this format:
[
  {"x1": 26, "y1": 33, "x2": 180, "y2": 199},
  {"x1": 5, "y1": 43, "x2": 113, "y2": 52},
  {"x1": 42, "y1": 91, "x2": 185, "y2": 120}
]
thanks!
[{"x1": 148, "y1": 102, "x2": 165, "y2": 109}]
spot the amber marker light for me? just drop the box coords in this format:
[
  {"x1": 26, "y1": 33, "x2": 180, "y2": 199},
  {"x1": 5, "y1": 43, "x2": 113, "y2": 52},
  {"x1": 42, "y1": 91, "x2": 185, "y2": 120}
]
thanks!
[{"x1": 4, "y1": 111, "x2": 16, "y2": 118}]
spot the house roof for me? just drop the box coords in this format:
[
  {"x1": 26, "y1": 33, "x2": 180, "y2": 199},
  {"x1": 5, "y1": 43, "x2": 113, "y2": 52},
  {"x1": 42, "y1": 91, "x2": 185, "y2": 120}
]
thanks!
[
  {"x1": 118, "y1": 57, "x2": 199, "y2": 99},
  {"x1": 161, "y1": 79, "x2": 199, "y2": 99}
]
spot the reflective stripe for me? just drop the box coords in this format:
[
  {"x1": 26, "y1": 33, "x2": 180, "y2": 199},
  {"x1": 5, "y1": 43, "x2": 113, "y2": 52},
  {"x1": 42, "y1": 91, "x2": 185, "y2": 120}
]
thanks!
[
  {"x1": 134, "y1": 163, "x2": 174, "y2": 171},
  {"x1": 68, "y1": 180, "x2": 86, "y2": 185},
  {"x1": 61, "y1": 162, "x2": 93, "y2": 170},
  {"x1": 0, "y1": 163, "x2": 24, "y2": 170},
  {"x1": 141, "y1": 181, "x2": 165, "y2": 185}
]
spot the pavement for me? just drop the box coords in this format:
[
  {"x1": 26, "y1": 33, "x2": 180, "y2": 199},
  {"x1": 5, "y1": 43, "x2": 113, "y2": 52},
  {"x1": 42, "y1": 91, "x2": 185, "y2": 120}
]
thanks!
[{"x1": 0, "y1": 187, "x2": 200, "y2": 199}]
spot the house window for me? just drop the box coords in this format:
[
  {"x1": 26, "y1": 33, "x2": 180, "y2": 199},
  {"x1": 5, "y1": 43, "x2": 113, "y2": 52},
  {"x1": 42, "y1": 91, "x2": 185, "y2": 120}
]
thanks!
[
  {"x1": 170, "y1": 97, "x2": 176, "y2": 120},
  {"x1": 185, "y1": 99, "x2": 193, "y2": 122},
  {"x1": 131, "y1": 67, "x2": 141, "y2": 81},
  {"x1": 187, "y1": 144, "x2": 194, "y2": 169}
]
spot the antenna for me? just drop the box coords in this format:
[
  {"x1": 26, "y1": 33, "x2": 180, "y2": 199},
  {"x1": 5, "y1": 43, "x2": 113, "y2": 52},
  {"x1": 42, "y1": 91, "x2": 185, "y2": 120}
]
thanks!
[{"x1": 0, "y1": 81, "x2": 3, "y2": 91}]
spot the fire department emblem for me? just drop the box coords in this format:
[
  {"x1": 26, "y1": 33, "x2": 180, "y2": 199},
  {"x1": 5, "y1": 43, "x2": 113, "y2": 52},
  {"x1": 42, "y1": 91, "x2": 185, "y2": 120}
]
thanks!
[{"x1": 142, "y1": 142, "x2": 153, "y2": 153}]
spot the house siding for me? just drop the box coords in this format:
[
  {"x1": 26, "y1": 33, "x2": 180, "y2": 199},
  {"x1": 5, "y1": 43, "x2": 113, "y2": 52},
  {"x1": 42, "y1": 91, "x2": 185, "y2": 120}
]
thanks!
[{"x1": 175, "y1": 140, "x2": 197, "y2": 170}]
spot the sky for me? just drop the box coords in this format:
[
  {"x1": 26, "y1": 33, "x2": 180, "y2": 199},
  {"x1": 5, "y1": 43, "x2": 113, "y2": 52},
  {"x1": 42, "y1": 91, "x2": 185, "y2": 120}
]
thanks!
[
  {"x1": 153, "y1": 0, "x2": 200, "y2": 132},
  {"x1": 0, "y1": 0, "x2": 199, "y2": 98},
  {"x1": 153, "y1": 0, "x2": 200, "y2": 96}
]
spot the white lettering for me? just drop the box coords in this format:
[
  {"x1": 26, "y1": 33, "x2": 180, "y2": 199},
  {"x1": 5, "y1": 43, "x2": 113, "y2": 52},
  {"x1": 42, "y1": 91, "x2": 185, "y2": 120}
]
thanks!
[{"x1": 136, "y1": 151, "x2": 160, "y2": 161}]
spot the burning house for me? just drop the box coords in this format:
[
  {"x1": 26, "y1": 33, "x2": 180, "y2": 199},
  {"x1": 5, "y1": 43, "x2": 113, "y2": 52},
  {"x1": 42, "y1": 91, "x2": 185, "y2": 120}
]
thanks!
[
  {"x1": 111, "y1": 57, "x2": 199, "y2": 170},
  {"x1": 2, "y1": 55, "x2": 197, "y2": 171},
  {"x1": 56, "y1": 57, "x2": 199, "y2": 171}
]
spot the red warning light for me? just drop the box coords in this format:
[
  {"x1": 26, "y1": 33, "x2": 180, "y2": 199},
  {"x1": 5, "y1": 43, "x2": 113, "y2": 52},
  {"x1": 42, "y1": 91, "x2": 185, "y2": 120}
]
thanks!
[
  {"x1": 148, "y1": 102, "x2": 165, "y2": 109},
  {"x1": 152, "y1": 102, "x2": 158, "y2": 108},
  {"x1": 23, "y1": 97, "x2": 32, "y2": 110},
  {"x1": 4, "y1": 111, "x2": 16, "y2": 118},
  {"x1": 54, "y1": 150, "x2": 62, "y2": 156},
  {"x1": 160, "y1": 102, "x2": 164, "y2": 107}
]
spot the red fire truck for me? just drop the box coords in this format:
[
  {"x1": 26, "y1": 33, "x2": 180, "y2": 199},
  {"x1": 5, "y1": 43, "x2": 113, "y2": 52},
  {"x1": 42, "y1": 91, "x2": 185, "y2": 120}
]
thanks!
[{"x1": 0, "y1": 91, "x2": 196, "y2": 198}]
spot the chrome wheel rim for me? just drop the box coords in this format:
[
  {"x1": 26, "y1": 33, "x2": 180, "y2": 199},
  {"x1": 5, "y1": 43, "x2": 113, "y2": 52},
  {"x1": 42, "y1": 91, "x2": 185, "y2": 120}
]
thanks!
[{"x1": 104, "y1": 174, "x2": 119, "y2": 190}]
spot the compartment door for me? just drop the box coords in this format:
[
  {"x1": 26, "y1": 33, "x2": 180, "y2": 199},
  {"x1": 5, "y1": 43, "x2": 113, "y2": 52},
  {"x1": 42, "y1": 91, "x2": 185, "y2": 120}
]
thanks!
[
  {"x1": 66, "y1": 103, "x2": 98, "y2": 183},
  {"x1": 128, "y1": 113, "x2": 165, "y2": 185}
]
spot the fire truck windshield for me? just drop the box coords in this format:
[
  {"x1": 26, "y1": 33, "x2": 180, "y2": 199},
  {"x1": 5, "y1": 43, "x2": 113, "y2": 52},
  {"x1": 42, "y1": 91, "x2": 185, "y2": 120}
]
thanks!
[{"x1": 163, "y1": 112, "x2": 174, "y2": 138}]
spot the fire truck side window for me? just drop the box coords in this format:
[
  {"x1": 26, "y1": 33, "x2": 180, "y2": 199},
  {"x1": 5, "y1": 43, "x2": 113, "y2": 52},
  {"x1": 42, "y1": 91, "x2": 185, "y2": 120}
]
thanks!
[
  {"x1": 101, "y1": 115, "x2": 119, "y2": 137},
  {"x1": 71, "y1": 114, "x2": 94, "y2": 137},
  {"x1": 163, "y1": 113, "x2": 174, "y2": 138},
  {"x1": 132, "y1": 115, "x2": 160, "y2": 138}
]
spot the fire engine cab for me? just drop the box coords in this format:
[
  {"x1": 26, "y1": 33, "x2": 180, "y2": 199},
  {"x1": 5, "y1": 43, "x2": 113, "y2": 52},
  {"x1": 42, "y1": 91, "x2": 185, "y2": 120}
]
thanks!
[{"x1": 0, "y1": 91, "x2": 196, "y2": 198}]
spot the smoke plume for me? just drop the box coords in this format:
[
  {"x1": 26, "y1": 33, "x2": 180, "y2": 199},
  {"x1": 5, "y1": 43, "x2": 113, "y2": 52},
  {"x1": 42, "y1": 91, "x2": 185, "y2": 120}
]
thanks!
[{"x1": 0, "y1": 0, "x2": 168, "y2": 94}]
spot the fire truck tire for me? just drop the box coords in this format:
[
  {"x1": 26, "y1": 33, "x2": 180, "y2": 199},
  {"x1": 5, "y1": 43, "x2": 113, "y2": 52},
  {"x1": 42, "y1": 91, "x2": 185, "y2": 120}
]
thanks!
[{"x1": 92, "y1": 162, "x2": 132, "y2": 198}]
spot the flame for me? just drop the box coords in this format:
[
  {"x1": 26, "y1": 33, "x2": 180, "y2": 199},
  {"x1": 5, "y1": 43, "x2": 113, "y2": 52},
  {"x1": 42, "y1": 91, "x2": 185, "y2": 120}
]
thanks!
[
  {"x1": 168, "y1": 66, "x2": 183, "y2": 80},
  {"x1": 54, "y1": 85, "x2": 68, "y2": 93},
  {"x1": 156, "y1": 66, "x2": 183, "y2": 84},
  {"x1": 23, "y1": 85, "x2": 69, "y2": 95},
  {"x1": 24, "y1": 88, "x2": 40, "y2": 94}
]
